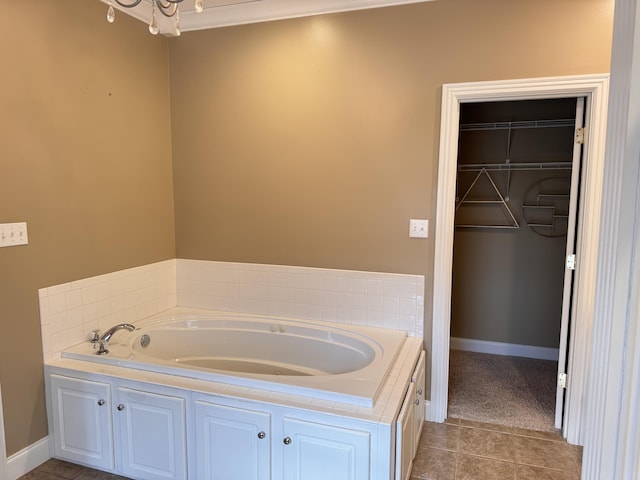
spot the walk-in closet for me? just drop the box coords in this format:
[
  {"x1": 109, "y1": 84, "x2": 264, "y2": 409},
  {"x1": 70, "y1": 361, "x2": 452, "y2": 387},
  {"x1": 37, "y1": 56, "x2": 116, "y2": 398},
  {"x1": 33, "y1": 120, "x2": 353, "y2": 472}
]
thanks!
[{"x1": 448, "y1": 98, "x2": 582, "y2": 431}]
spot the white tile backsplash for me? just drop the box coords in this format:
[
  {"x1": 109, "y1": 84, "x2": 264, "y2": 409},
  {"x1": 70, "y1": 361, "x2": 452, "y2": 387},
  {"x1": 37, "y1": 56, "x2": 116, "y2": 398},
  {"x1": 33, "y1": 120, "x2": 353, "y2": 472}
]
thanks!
[
  {"x1": 39, "y1": 260, "x2": 177, "y2": 362},
  {"x1": 175, "y1": 260, "x2": 424, "y2": 336},
  {"x1": 39, "y1": 259, "x2": 425, "y2": 363}
]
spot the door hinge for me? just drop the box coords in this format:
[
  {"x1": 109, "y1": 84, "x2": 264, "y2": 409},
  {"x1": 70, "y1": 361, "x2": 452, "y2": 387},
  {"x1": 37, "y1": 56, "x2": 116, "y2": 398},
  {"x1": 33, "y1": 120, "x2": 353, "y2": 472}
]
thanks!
[
  {"x1": 575, "y1": 127, "x2": 585, "y2": 144},
  {"x1": 566, "y1": 254, "x2": 576, "y2": 271},
  {"x1": 558, "y1": 373, "x2": 567, "y2": 389}
]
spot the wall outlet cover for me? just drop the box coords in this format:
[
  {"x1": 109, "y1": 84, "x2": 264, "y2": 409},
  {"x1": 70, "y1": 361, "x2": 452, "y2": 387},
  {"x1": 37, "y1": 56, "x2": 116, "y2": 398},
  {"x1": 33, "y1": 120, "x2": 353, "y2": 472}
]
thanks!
[
  {"x1": 0, "y1": 222, "x2": 29, "y2": 247},
  {"x1": 409, "y1": 219, "x2": 428, "y2": 238}
]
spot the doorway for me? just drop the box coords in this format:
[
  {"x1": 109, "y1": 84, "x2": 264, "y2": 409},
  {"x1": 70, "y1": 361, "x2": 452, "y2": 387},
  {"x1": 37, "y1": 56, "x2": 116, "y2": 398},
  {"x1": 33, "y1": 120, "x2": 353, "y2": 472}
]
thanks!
[
  {"x1": 429, "y1": 75, "x2": 610, "y2": 445},
  {"x1": 448, "y1": 97, "x2": 581, "y2": 432}
]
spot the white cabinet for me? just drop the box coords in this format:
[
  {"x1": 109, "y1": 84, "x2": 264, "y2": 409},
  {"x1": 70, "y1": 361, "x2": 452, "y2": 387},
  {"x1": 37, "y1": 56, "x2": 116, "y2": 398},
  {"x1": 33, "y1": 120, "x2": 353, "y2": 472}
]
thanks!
[
  {"x1": 48, "y1": 374, "x2": 187, "y2": 480},
  {"x1": 395, "y1": 382, "x2": 416, "y2": 480},
  {"x1": 194, "y1": 400, "x2": 271, "y2": 480},
  {"x1": 49, "y1": 375, "x2": 114, "y2": 471},
  {"x1": 395, "y1": 351, "x2": 426, "y2": 480},
  {"x1": 412, "y1": 351, "x2": 426, "y2": 456},
  {"x1": 193, "y1": 398, "x2": 371, "y2": 480},
  {"x1": 282, "y1": 417, "x2": 370, "y2": 480},
  {"x1": 115, "y1": 387, "x2": 187, "y2": 480}
]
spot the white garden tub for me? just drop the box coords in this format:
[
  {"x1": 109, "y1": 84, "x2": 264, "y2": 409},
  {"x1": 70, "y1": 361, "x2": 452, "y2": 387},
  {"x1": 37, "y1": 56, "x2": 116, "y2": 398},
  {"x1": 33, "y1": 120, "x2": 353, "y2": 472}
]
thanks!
[{"x1": 62, "y1": 309, "x2": 407, "y2": 406}]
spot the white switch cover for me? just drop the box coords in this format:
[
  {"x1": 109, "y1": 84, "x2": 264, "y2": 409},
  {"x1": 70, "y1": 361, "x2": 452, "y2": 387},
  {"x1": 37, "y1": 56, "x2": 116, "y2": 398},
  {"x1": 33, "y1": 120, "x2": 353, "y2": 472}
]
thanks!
[
  {"x1": 409, "y1": 219, "x2": 428, "y2": 238},
  {"x1": 0, "y1": 222, "x2": 29, "y2": 247}
]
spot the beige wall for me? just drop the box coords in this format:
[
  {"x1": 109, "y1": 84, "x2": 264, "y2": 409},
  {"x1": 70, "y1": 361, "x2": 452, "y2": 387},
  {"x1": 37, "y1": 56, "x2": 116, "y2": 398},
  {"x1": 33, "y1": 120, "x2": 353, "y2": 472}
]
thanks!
[
  {"x1": 169, "y1": 0, "x2": 613, "y2": 350},
  {"x1": 0, "y1": 0, "x2": 614, "y2": 458},
  {"x1": 0, "y1": 2, "x2": 175, "y2": 455}
]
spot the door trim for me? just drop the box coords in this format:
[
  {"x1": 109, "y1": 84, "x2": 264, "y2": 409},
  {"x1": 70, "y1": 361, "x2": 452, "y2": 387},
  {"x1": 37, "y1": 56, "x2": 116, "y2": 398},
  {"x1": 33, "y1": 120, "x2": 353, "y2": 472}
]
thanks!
[
  {"x1": 430, "y1": 74, "x2": 609, "y2": 445},
  {"x1": 0, "y1": 383, "x2": 7, "y2": 480}
]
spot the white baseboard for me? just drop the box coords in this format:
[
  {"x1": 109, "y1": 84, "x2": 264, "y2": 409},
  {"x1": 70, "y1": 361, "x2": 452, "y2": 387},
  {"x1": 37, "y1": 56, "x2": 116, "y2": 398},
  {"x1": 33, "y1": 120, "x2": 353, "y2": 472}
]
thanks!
[
  {"x1": 450, "y1": 337, "x2": 559, "y2": 361},
  {"x1": 6, "y1": 436, "x2": 50, "y2": 480},
  {"x1": 424, "y1": 400, "x2": 431, "y2": 422}
]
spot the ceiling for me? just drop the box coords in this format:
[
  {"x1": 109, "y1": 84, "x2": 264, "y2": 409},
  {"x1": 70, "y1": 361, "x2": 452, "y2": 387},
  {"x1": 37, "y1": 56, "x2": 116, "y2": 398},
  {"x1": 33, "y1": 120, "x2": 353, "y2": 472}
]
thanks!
[{"x1": 99, "y1": 0, "x2": 435, "y2": 35}]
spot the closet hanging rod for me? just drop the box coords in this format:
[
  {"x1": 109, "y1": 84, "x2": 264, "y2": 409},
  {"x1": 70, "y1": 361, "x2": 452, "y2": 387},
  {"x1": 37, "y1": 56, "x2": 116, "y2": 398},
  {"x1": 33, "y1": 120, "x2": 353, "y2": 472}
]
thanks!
[
  {"x1": 458, "y1": 161, "x2": 573, "y2": 172},
  {"x1": 459, "y1": 119, "x2": 575, "y2": 131}
]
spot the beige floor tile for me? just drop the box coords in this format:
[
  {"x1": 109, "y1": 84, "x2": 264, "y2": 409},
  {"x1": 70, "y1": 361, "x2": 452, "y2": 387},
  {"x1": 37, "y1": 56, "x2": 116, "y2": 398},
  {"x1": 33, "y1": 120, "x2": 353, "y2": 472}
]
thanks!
[
  {"x1": 75, "y1": 470, "x2": 131, "y2": 480},
  {"x1": 18, "y1": 471, "x2": 68, "y2": 480},
  {"x1": 37, "y1": 459, "x2": 86, "y2": 479},
  {"x1": 410, "y1": 447, "x2": 456, "y2": 480},
  {"x1": 456, "y1": 454, "x2": 517, "y2": 480},
  {"x1": 517, "y1": 464, "x2": 581, "y2": 480},
  {"x1": 514, "y1": 435, "x2": 578, "y2": 472},
  {"x1": 511, "y1": 426, "x2": 563, "y2": 441},
  {"x1": 459, "y1": 419, "x2": 512, "y2": 434},
  {"x1": 419, "y1": 422, "x2": 459, "y2": 451},
  {"x1": 458, "y1": 426, "x2": 515, "y2": 461}
]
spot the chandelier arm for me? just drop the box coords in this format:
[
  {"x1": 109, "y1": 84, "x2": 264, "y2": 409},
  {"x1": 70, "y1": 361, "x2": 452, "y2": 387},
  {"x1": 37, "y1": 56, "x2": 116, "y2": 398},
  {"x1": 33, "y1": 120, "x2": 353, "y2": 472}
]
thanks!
[{"x1": 114, "y1": 0, "x2": 143, "y2": 7}]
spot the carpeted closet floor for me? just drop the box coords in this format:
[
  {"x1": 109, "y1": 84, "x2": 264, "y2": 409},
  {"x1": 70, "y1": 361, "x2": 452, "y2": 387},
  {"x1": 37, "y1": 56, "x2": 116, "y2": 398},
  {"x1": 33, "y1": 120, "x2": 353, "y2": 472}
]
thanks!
[{"x1": 448, "y1": 350, "x2": 558, "y2": 433}]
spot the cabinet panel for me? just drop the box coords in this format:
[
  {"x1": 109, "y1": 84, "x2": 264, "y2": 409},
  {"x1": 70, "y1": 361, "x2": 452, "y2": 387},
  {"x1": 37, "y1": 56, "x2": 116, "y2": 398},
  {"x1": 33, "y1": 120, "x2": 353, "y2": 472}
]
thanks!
[
  {"x1": 395, "y1": 383, "x2": 416, "y2": 480},
  {"x1": 50, "y1": 374, "x2": 114, "y2": 470},
  {"x1": 195, "y1": 400, "x2": 271, "y2": 480},
  {"x1": 116, "y1": 387, "x2": 187, "y2": 480},
  {"x1": 412, "y1": 350, "x2": 426, "y2": 455},
  {"x1": 282, "y1": 417, "x2": 370, "y2": 480}
]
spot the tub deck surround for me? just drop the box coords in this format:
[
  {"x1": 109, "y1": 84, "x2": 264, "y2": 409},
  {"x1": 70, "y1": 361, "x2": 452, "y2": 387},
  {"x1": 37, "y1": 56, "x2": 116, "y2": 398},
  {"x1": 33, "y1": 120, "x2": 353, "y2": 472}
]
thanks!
[
  {"x1": 48, "y1": 336, "x2": 423, "y2": 425},
  {"x1": 40, "y1": 261, "x2": 426, "y2": 479},
  {"x1": 61, "y1": 308, "x2": 408, "y2": 406}
]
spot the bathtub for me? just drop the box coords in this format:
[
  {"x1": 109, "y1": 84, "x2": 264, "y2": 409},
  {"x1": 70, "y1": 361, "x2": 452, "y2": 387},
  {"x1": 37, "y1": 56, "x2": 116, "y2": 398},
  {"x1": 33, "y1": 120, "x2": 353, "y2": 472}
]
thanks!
[{"x1": 62, "y1": 309, "x2": 408, "y2": 406}]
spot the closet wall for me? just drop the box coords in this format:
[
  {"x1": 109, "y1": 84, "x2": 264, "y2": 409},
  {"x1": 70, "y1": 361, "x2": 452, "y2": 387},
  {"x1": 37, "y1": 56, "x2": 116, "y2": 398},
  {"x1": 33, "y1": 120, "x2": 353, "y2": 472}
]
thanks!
[{"x1": 451, "y1": 99, "x2": 577, "y2": 349}]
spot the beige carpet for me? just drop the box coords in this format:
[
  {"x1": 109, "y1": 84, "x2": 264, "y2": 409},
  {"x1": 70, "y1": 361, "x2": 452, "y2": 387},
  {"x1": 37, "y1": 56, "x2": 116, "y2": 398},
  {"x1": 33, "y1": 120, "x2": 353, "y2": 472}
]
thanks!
[{"x1": 447, "y1": 349, "x2": 559, "y2": 432}]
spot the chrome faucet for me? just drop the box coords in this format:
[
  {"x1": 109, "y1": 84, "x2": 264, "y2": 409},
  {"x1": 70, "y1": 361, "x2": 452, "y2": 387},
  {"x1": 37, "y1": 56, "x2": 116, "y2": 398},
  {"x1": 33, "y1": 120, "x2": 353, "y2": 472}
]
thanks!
[{"x1": 94, "y1": 323, "x2": 136, "y2": 355}]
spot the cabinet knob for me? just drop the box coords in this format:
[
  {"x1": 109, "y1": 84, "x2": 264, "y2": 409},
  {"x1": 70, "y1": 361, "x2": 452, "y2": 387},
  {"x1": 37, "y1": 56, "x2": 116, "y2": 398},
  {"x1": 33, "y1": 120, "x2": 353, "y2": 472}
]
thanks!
[
  {"x1": 97, "y1": 399, "x2": 105, "y2": 406},
  {"x1": 258, "y1": 431, "x2": 266, "y2": 439},
  {"x1": 414, "y1": 399, "x2": 420, "y2": 406},
  {"x1": 417, "y1": 388, "x2": 423, "y2": 396},
  {"x1": 283, "y1": 437, "x2": 292, "y2": 445},
  {"x1": 117, "y1": 404, "x2": 125, "y2": 411}
]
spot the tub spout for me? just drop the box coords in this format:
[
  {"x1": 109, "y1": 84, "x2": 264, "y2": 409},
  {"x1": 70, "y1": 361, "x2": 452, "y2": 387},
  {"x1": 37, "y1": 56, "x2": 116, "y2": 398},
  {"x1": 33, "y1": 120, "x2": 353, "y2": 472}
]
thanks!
[{"x1": 95, "y1": 323, "x2": 135, "y2": 355}]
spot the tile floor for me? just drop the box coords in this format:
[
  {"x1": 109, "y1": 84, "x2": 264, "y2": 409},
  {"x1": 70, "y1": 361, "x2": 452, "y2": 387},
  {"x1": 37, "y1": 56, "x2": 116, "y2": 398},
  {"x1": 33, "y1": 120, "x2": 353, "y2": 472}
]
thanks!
[
  {"x1": 18, "y1": 458, "x2": 128, "y2": 480},
  {"x1": 411, "y1": 418, "x2": 582, "y2": 480},
  {"x1": 19, "y1": 419, "x2": 583, "y2": 480}
]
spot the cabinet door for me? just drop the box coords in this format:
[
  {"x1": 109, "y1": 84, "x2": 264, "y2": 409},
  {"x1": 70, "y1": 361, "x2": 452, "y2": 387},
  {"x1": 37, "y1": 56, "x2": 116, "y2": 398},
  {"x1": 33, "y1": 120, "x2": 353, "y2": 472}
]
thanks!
[
  {"x1": 412, "y1": 351, "x2": 426, "y2": 455},
  {"x1": 115, "y1": 387, "x2": 187, "y2": 480},
  {"x1": 49, "y1": 374, "x2": 114, "y2": 470},
  {"x1": 195, "y1": 400, "x2": 271, "y2": 480},
  {"x1": 395, "y1": 383, "x2": 416, "y2": 480},
  {"x1": 282, "y1": 417, "x2": 370, "y2": 480}
]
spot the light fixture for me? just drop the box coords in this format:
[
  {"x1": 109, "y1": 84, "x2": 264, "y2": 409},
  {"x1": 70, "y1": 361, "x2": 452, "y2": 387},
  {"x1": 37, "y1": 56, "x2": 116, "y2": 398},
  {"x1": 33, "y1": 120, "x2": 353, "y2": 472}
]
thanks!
[{"x1": 106, "y1": 0, "x2": 203, "y2": 36}]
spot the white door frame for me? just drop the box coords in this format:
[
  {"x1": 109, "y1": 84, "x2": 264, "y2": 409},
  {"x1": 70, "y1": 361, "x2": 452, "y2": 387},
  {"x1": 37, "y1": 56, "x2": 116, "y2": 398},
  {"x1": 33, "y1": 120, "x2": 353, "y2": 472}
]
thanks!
[
  {"x1": 0, "y1": 383, "x2": 8, "y2": 480},
  {"x1": 430, "y1": 74, "x2": 609, "y2": 445}
]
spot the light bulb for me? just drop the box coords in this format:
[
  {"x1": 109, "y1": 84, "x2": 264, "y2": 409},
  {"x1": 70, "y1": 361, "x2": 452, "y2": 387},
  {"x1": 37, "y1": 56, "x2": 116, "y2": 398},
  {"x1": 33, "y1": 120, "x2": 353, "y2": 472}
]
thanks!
[
  {"x1": 195, "y1": 0, "x2": 204, "y2": 13},
  {"x1": 149, "y1": 13, "x2": 159, "y2": 34},
  {"x1": 175, "y1": 10, "x2": 181, "y2": 36},
  {"x1": 106, "y1": 4, "x2": 115, "y2": 23}
]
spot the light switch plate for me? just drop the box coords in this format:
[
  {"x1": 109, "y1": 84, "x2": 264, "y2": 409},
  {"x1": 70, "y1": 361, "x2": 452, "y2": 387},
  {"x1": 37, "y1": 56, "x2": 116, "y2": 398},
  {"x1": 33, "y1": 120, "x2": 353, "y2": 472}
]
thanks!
[
  {"x1": 0, "y1": 222, "x2": 29, "y2": 247},
  {"x1": 409, "y1": 219, "x2": 428, "y2": 238}
]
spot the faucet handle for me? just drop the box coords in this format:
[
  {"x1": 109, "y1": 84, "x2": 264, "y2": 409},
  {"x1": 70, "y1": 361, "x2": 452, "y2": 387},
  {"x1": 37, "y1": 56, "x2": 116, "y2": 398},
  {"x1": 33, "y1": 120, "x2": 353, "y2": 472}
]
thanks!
[{"x1": 89, "y1": 329, "x2": 101, "y2": 344}]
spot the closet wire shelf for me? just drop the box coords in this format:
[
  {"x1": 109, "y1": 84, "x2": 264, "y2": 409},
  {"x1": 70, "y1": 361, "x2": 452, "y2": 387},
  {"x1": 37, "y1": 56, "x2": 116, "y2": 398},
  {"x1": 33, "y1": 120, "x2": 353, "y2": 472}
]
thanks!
[{"x1": 455, "y1": 118, "x2": 575, "y2": 230}]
